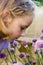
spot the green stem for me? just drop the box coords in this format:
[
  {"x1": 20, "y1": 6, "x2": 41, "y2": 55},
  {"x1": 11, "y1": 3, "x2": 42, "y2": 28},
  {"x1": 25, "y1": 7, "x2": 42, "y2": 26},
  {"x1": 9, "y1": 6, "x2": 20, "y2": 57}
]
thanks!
[
  {"x1": 36, "y1": 52, "x2": 43, "y2": 65},
  {"x1": 5, "y1": 58, "x2": 8, "y2": 65},
  {"x1": 7, "y1": 49, "x2": 13, "y2": 62}
]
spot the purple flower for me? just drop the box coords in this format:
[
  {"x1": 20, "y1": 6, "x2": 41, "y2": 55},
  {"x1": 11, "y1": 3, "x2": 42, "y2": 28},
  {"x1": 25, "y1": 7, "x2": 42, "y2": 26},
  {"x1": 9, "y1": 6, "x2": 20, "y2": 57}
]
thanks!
[
  {"x1": 41, "y1": 29, "x2": 43, "y2": 33},
  {"x1": 24, "y1": 62, "x2": 30, "y2": 65},
  {"x1": 26, "y1": 54, "x2": 30, "y2": 58},
  {"x1": 32, "y1": 61, "x2": 36, "y2": 65},
  {"x1": 32, "y1": 38, "x2": 37, "y2": 43},
  {"x1": 10, "y1": 48, "x2": 14, "y2": 52},
  {"x1": 22, "y1": 40, "x2": 28, "y2": 46},
  {"x1": 0, "y1": 39, "x2": 10, "y2": 51},
  {"x1": 19, "y1": 52, "x2": 25, "y2": 58},
  {"x1": 13, "y1": 40, "x2": 19, "y2": 46},
  {"x1": 12, "y1": 62, "x2": 23, "y2": 65},
  {"x1": 12, "y1": 61, "x2": 17, "y2": 64},
  {"x1": 0, "y1": 53, "x2": 6, "y2": 58},
  {"x1": 33, "y1": 40, "x2": 43, "y2": 52},
  {"x1": 40, "y1": 34, "x2": 43, "y2": 39}
]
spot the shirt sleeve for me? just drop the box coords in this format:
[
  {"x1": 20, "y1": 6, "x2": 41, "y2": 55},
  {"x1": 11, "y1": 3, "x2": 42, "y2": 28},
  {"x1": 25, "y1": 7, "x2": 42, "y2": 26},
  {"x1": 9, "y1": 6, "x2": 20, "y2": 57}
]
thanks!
[{"x1": 0, "y1": 39, "x2": 10, "y2": 51}]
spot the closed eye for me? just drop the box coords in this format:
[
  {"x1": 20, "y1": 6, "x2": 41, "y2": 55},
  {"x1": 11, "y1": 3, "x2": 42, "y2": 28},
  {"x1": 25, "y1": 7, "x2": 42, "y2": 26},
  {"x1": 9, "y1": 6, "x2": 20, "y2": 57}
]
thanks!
[
  {"x1": 20, "y1": 25, "x2": 29, "y2": 30},
  {"x1": 21, "y1": 27, "x2": 25, "y2": 30}
]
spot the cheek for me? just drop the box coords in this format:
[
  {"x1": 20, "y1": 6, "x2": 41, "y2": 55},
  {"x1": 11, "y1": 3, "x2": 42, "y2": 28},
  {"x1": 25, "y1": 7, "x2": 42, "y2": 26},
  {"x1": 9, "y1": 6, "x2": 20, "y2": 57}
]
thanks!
[
  {"x1": 8, "y1": 19, "x2": 24, "y2": 39},
  {"x1": 12, "y1": 29, "x2": 21, "y2": 37},
  {"x1": 9, "y1": 30, "x2": 22, "y2": 40},
  {"x1": 8, "y1": 25, "x2": 22, "y2": 39}
]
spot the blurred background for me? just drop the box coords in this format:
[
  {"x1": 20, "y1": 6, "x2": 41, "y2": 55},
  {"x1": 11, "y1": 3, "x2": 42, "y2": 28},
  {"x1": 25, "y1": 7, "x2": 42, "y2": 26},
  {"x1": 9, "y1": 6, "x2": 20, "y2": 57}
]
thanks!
[
  {"x1": 18, "y1": 0, "x2": 43, "y2": 41},
  {"x1": 33, "y1": 0, "x2": 43, "y2": 6}
]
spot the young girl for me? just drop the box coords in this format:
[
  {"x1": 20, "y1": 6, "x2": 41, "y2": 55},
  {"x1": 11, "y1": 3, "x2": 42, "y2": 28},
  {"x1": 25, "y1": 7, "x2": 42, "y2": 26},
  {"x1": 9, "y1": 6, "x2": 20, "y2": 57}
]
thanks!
[
  {"x1": 0, "y1": 0, "x2": 34, "y2": 50},
  {"x1": 0, "y1": 0, "x2": 34, "y2": 40}
]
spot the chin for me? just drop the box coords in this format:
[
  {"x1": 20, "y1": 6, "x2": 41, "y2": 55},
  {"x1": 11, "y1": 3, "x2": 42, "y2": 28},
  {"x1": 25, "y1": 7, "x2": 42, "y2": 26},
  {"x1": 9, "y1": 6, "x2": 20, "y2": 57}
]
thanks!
[
  {"x1": 15, "y1": 35, "x2": 21, "y2": 39},
  {"x1": 10, "y1": 34, "x2": 21, "y2": 41}
]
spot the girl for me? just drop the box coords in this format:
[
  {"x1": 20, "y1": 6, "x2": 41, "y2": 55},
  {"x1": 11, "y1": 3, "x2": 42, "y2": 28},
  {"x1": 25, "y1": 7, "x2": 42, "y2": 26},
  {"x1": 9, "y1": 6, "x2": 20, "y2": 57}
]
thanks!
[
  {"x1": 0, "y1": 0, "x2": 34, "y2": 41},
  {"x1": 0, "y1": 0, "x2": 35, "y2": 64}
]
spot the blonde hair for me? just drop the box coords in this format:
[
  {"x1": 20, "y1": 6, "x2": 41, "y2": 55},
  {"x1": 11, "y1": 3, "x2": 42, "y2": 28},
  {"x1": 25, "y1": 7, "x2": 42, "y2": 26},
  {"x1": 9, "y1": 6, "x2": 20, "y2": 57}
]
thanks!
[
  {"x1": 0, "y1": 0, "x2": 33, "y2": 39},
  {"x1": 0, "y1": 0, "x2": 14, "y2": 38}
]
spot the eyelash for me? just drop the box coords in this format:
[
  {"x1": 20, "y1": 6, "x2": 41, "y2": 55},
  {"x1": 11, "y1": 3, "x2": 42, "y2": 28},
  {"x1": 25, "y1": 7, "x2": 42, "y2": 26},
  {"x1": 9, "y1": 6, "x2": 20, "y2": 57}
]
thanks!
[
  {"x1": 20, "y1": 27, "x2": 25, "y2": 30},
  {"x1": 20, "y1": 25, "x2": 29, "y2": 30}
]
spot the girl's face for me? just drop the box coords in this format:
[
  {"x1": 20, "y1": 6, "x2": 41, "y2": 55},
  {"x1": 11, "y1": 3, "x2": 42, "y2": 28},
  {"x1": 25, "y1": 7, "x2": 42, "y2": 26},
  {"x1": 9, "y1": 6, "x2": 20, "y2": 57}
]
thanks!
[
  {"x1": 2, "y1": 0, "x2": 35, "y2": 40},
  {"x1": 7, "y1": 12, "x2": 34, "y2": 40}
]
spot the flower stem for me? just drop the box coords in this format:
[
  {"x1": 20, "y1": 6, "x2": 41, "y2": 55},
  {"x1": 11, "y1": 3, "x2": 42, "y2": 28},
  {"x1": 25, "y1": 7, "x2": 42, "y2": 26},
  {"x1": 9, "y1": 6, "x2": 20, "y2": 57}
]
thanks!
[{"x1": 7, "y1": 49, "x2": 13, "y2": 62}]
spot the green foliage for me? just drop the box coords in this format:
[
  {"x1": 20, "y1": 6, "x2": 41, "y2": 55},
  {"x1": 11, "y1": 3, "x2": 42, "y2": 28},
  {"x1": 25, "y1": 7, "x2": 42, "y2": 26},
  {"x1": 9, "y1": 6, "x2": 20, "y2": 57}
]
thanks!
[{"x1": 33, "y1": 0, "x2": 43, "y2": 6}]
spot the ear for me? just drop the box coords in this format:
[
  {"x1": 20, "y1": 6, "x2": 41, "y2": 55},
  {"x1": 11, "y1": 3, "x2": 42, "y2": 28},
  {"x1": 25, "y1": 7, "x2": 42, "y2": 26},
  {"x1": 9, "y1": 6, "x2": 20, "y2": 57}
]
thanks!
[
  {"x1": 1, "y1": 9, "x2": 13, "y2": 29},
  {"x1": 2, "y1": 10, "x2": 9, "y2": 18}
]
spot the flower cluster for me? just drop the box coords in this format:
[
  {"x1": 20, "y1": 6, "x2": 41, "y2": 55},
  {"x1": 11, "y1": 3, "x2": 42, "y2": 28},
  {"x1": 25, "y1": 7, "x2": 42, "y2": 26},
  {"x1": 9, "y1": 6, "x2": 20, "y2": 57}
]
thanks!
[{"x1": 0, "y1": 29, "x2": 43, "y2": 65}]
